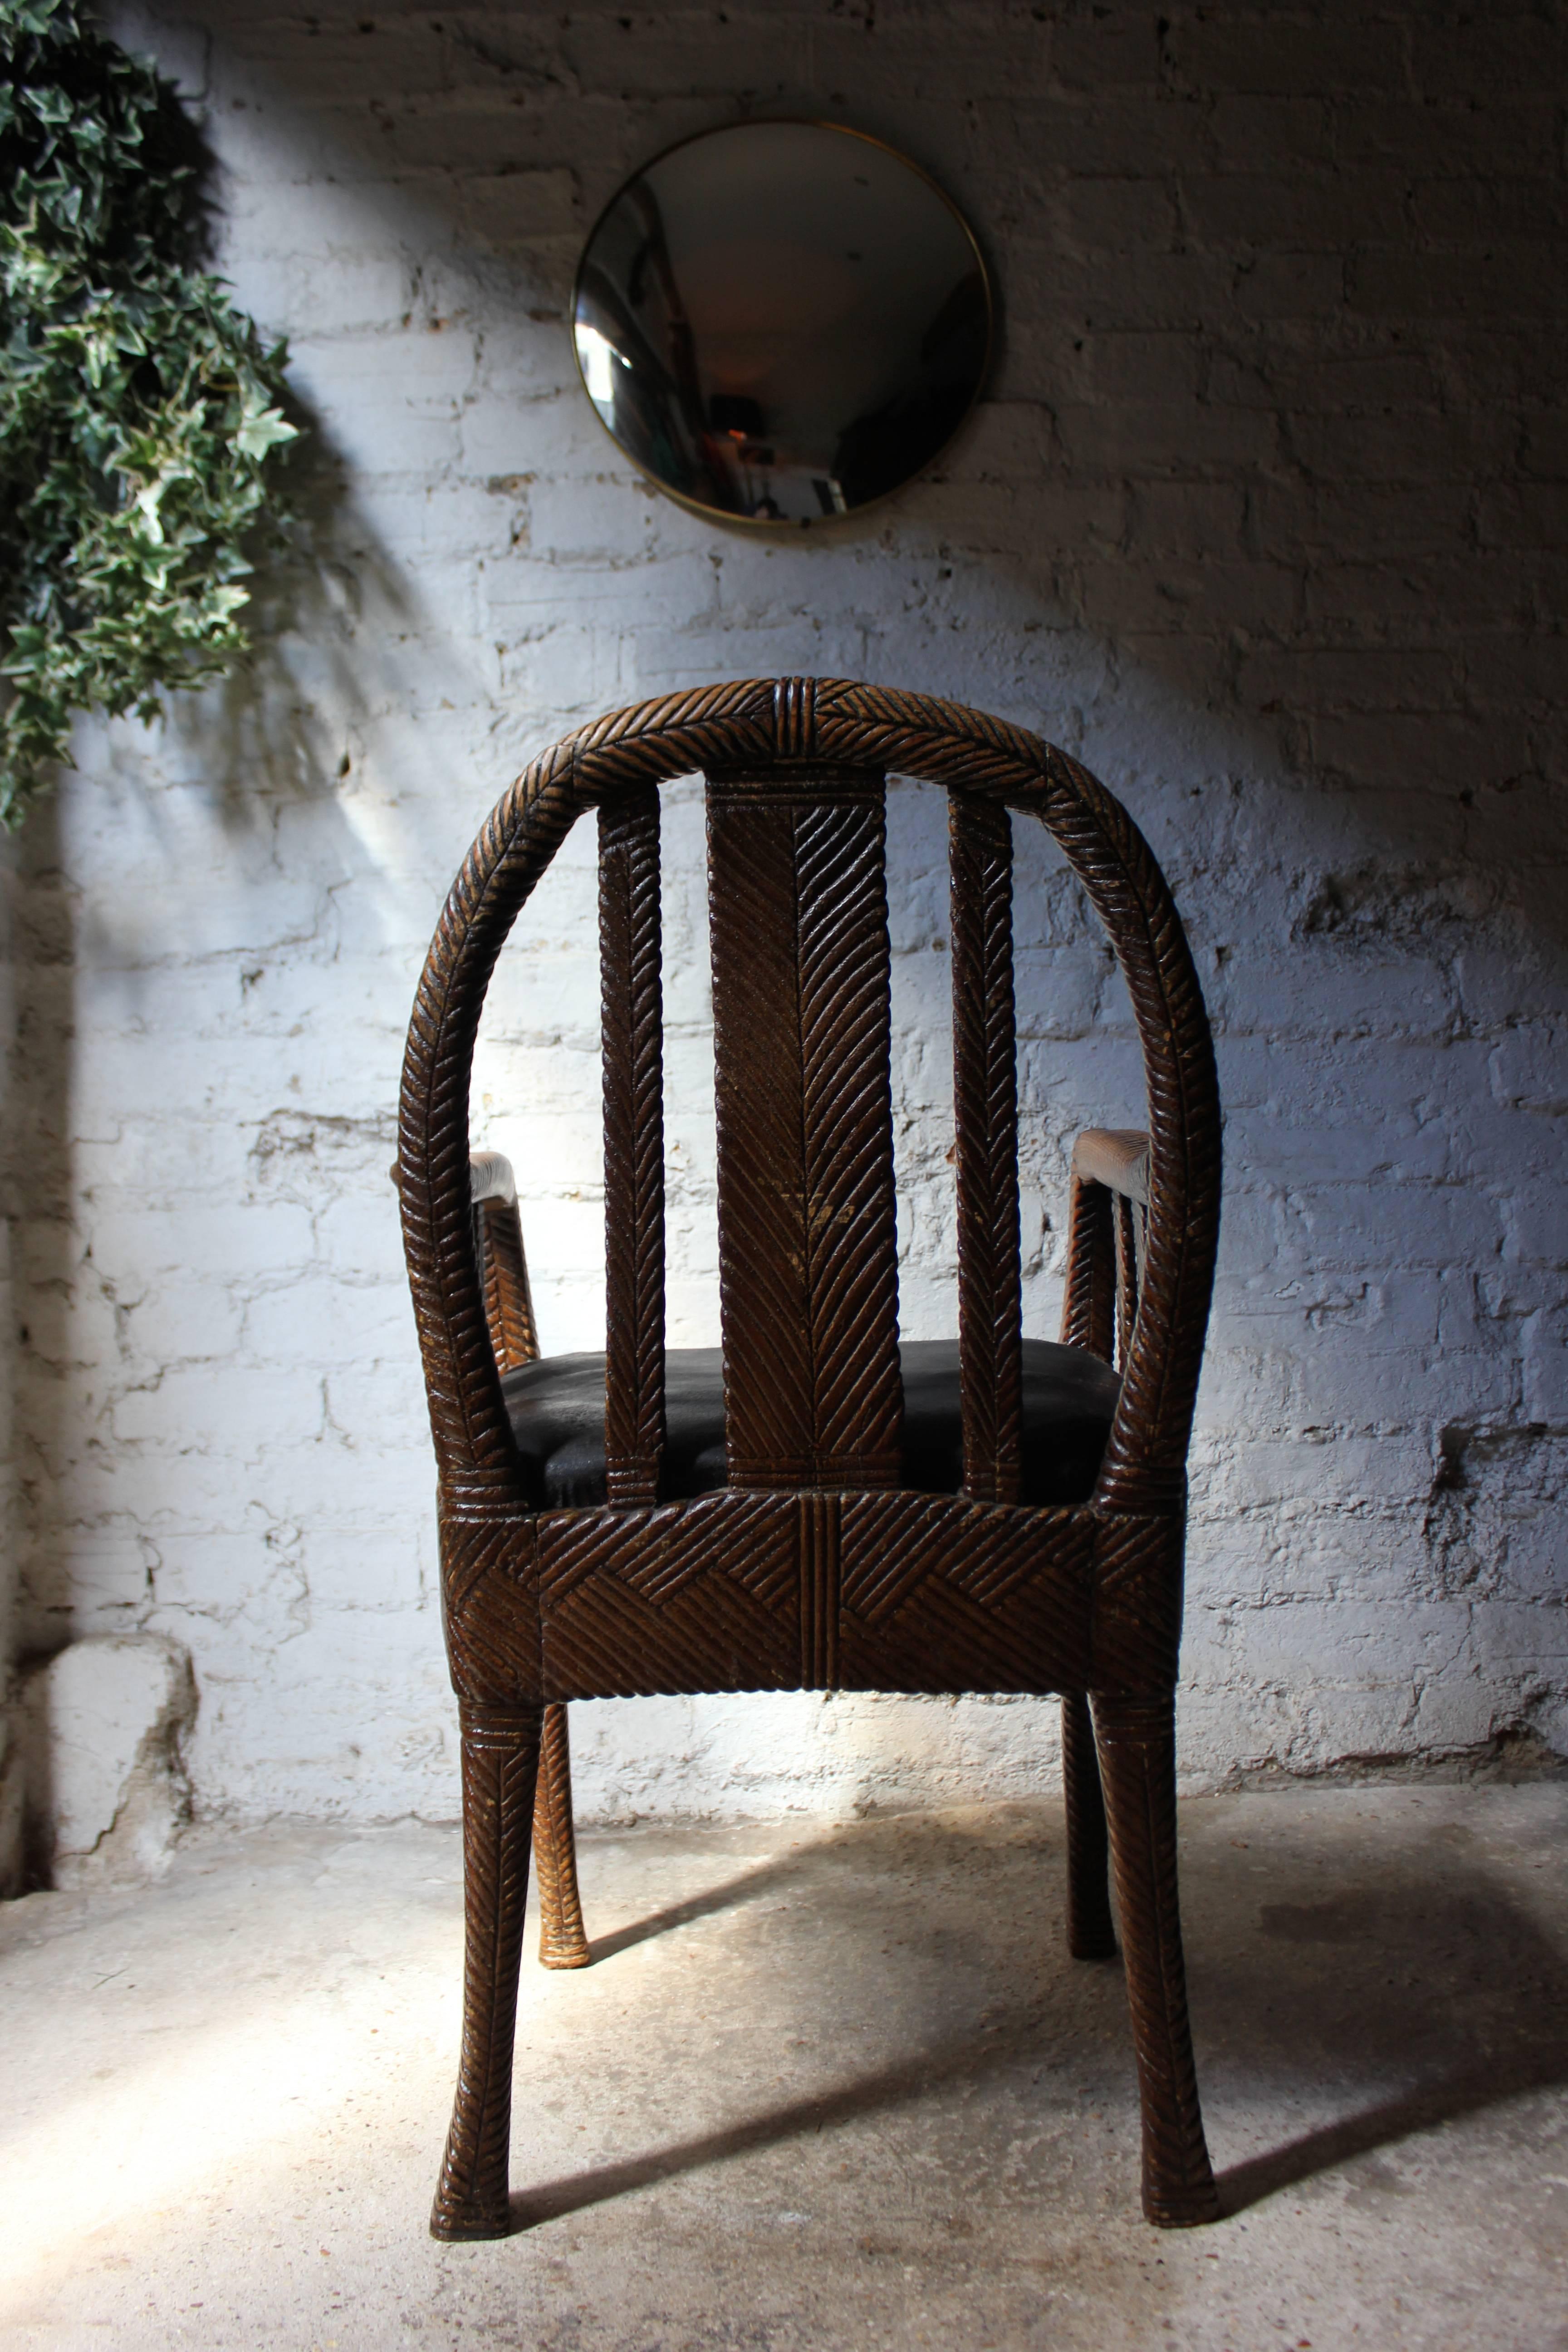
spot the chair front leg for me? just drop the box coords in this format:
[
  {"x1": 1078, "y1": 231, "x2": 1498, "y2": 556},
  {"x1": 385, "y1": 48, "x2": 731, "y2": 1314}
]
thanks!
[
  {"x1": 532, "y1": 1701, "x2": 592, "y2": 1968},
  {"x1": 1091, "y1": 1691, "x2": 1220, "y2": 2228},
  {"x1": 430, "y1": 1701, "x2": 543, "y2": 2241},
  {"x1": 1061, "y1": 1690, "x2": 1116, "y2": 1960}
]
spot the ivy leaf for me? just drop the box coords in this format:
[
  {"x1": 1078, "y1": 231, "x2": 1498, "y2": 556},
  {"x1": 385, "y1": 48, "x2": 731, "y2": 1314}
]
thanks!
[
  {"x1": 0, "y1": 0, "x2": 300, "y2": 826},
  {"x1": 234, "y1": 397, "x2": 297, "y2": 462},
  {"x1": 21, "y1": 81, "x2": 71, "y2": 125}
]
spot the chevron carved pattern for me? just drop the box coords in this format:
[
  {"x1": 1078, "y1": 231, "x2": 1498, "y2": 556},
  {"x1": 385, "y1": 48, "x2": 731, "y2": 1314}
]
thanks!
[
  {"x1": 706, "y1": 774, "x2": 901, "y2": 1489},
  {"x1": 532, "y1": 1701, "x2": 591, "y2": 1968},
  {"x1": 1060, "y1": 1172, "x2": 1115, "y2": 1358},
  {"x1": 799, "y1": 1493, "x2": 841, "y2": 1689},
  {"x1": 600, "y1": 790, "x2": 666, "y2": 1508},
  {"x1": 837, "y1": 1491, "x2": 1094, "y2": 1694},
  {"x1": 706, "y1": 794, "x2": 811, "y2": 1472},
  {"x1": 539, "y1": 1491, "x2": 799, "y2": 1697},
  {"x1": 470, "y1": 1186, "x2": 591, "y2": 1974},
  {"x1": 1092, "y1": 1693, "x2": 1220, "y2": 2225},
  {"x1": 950, "y1": 794, "x2": 1023, "y2": 1504},
  {"x1": 1113, "y1": 1191, "x2": 1142, "y2": 1372},
  {"x1": 1062, "y1": 1689, "x2": 1116, "y2": 1959},
  {"x1": 796, "y1": 796, "x2": 902, "y2": 1474},
  {"x1": 400, "y1": 675, "x2": 1219, "y2": 1519},
  {"x1": 474, "y1": 1196, "x2": 539, "y2": 1373},
  {"x1": 1091, "y1": 1511, "x2": 1183, "y2": 1694},
  {"x1": 441, "y1": 1516, "x2": 538, "y2": 1705},
  {"x1": 430, "y1": 1701, "x2": 541, "y2": 2240}
]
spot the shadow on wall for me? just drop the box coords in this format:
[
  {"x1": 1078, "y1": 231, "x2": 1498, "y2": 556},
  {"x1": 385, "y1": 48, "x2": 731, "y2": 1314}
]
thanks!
[
  {"x1": 149, "y1": 0, "x2": 1567, "y2": 899},
  {"x1": 0, "y1": 403, "x2": 426, "y2": 1886}
]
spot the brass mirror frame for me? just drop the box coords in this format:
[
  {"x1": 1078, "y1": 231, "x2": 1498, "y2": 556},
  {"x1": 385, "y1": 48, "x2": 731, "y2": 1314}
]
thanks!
[{"x1": 571, "y1": 119, "x2": 995, "y2": 533}]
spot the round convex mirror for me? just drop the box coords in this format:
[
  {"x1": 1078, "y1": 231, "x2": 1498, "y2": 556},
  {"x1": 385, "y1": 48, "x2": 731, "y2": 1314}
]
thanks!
[{"x1": 573, "y1": 121, "x2": 991, "y2": 527}]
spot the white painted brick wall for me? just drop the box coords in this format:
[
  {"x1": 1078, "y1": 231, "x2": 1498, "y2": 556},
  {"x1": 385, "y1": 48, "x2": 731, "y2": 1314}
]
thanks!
[{"x1": 3, "y1": 0, "x2": 1564, "y2": 1835}]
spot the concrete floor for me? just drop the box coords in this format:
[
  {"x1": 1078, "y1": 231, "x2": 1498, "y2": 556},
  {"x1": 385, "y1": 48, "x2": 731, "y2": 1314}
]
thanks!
[{"x1": 0, "y1": 1785, "x2": 1565, "y2": 2351}]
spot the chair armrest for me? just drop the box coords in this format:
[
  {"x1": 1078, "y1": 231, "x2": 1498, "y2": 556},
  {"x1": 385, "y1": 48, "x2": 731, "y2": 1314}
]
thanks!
[
  {"x1": 391, "y1": 1148, "x2": 538, "y2": 1373},
  {"x1": 469, "y1": 1149, "x2": 518, "y2": 1210},
  {"x1": 469, "y1": 1152, "x2": 539, "y2": 1374},
  {"x1": 1062, "y1": 1129, "x2": 1148, "y2": 1370},
  {"x1": 1071, "y1": 1127, "x2": 1149, "y2": 1207}
]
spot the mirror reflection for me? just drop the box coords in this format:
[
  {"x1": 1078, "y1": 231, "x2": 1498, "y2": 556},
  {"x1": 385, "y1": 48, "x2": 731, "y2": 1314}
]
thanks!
[{"x1": 574, "y1": 122, "x2": 990, "y2": 526}]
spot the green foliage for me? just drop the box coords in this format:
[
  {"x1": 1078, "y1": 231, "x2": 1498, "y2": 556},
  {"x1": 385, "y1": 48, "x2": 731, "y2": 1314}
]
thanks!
[{"x1": 0, "y1": 0, "x2": 298, "y2": 826}]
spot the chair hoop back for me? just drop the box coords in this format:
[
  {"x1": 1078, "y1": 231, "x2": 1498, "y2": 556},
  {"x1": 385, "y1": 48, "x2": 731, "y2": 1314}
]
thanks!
[{"x1": 398, "y1": 677, "x2": 1219, "y2": 1523}]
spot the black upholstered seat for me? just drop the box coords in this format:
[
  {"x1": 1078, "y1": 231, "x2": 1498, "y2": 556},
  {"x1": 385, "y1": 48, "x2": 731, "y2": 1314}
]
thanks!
[{"x1": 502, "y1": 1337, "x2": 1118, "y2": 1511}]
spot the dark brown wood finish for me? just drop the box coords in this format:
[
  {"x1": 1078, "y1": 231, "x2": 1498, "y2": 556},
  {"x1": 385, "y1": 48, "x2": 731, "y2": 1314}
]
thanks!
[
  {"x1": 473, "y1": 1196, "x2": 539, "y2": 1373},
  {"x1": 469, "y1": 1156, "x2": 589, "y2": 1970},
  {"x1": 530, "y1": 1697, "x2": 591, "y2": 1970},
  {"x1": 1094, "y1": 1693, "x2": 1221, "y2": 2225},
  {"x1": 1060, "y1": 1167, "x2": 1116, "y2": 1363},
  {"x1": 950, "y1": 794, "x2": 1023, "y2": 1505},
  {"x1": 1055, "y1": 1123, "x2": 1159, "y2": 1979},
  {"x1": 1061, "y1": 1688, "x2": 1117, "y2": 1960},
  {"x1": 428, "y1": 1700, "x2": 541, "y2": 2239},
  {"x1": 401, "y1": 678, "x2": 1223, "y2": 2239},
  {"x1": 600, "y1": 790, "x2": 666, "y2": 1509},
  {"x1": 706, "y1": 768, "x2": 902, "y2": 1493}
]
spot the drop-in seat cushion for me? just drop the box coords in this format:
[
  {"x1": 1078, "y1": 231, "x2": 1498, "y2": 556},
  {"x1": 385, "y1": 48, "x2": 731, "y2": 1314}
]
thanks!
[{"x1": 501, "y1": 1338, "x2": 1119, "y2": 1512}]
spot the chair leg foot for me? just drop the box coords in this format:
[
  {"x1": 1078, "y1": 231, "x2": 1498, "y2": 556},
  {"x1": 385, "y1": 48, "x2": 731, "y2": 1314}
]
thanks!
[
  {"x1": 533, "y1": 1700, "x2": 592, "y2": 1969},
  {"x1": 1062, "y1": 1689, "x2": 1117, "y2": 1960},
  {"x1": 1092, "y1": 1691, "x2": 1220, "y2": 2230},
  {"x1": 429, "y1": 1703, "x2": 542, "y2": 2242}
]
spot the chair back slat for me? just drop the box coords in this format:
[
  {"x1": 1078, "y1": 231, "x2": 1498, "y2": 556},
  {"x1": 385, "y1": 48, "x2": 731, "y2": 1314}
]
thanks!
[
  {"x1": 949, "y1": 796, "x2": 1023, "y2": 1503},
  {"x1": 600, "y1": 790, "x2": 666, "y2": 1506},
  {"x1": 706, "y1": 769, "x2": 902, "y2": 1490}
]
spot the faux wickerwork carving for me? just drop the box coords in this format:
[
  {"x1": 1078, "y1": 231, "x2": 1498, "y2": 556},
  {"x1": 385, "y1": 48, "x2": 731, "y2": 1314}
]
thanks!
[
  {"x1": 539, "y1": 1491, "x2": 799, "y2": 1698},
  {"x1": 531, "y1": 1700, "x2": 591, "y2": 1969},
  {"x1": 1092, "y1": 1511, "x2": 1186, "y2": 1695},
  {"x1": 837, "y1": 1491, "x2": 1086, "y2": 1626},
  {"x1": 950, "y1": 795, "x2": 1023, "y2": 1504},
  {"x1": 600, "y1": 791, "x2": 666, "y2": 1509},
  {"x1": 707, "y1": 773, "x2": 902, "y2": 1490},
  {"x1": 468, "y1": 1153, "x2": 583, "y2": 1971},
  {"x1": 838, "y1": 1490, "x2": 1094, "y2": 1695},
  {"x1": 473, "y1": 1196, "x2": 539, "y2": 1373},
  {"x1": 430, "y1": 1702, "x2": 541, "y2": 2239},
  {"x1": 399, "y1": 676, "x2": 1224, "y2": 2240},
  {"x1": 399, "y1": 677, "x2": 1218, "y2": 1522},
  {"x1": 439, "y1": 1518, "x2": 539, "y2": 1706}
]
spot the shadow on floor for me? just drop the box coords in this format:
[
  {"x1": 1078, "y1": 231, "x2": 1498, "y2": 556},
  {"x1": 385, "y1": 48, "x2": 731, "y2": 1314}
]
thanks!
[
  {"x1": 585, "y1": 1850, "x2": 814, "y2": 1965},
  {"x1": 508, "y1": 2013, "x2": 1043, "y2": 2232},
  {"x1": 1200, "y1": 1857, "x2": 1568, "y2": 2216},
  {"x1": 512, "y1": 1804, "x2": 1568, "y2": 2234}
]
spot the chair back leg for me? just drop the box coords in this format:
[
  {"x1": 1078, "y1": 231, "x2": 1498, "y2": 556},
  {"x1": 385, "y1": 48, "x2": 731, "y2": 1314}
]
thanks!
[
  {"x1": 1091, "y1": 1692, "x2": 1221, "y2": 2227},
  {"x1": 430, "y1": 1702, "x2": 543, "y2": 2241},
  {"x1": 533, "y1": 1702, "x2": 592, "y2": 1968},
  {"x1": 1062, "y1": 1690, "x2": 1117, "y2": 1959}
]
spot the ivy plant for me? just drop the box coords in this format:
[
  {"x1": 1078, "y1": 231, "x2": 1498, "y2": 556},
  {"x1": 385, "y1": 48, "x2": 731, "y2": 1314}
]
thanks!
[{"x1": 0, "y1": 0, "x2": 298, "y2": 827}]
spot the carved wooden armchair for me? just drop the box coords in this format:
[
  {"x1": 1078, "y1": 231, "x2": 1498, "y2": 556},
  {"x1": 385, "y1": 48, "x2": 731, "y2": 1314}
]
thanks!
[{"x1": 397, "y1": 679, "x2": 1222, "y2": 2241}]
